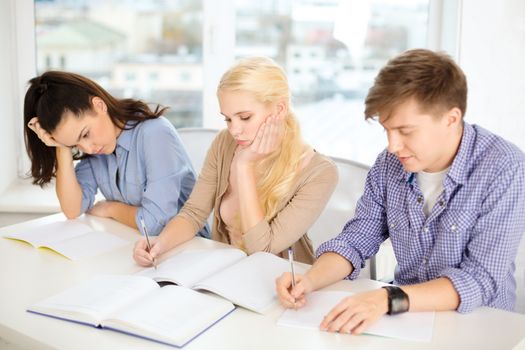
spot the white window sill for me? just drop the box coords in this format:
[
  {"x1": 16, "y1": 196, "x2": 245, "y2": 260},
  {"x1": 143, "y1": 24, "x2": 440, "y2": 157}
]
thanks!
[{"x1": 0, "y1": 178, "x2": 60, "y2": 213}]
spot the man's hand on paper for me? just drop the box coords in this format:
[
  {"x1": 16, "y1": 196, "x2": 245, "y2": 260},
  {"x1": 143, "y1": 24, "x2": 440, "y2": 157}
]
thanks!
[
  {"x1": 277, "y1": 271, "x2": 389, "y2": 335},
  {"x1": 320, "y1": 288, "x2": 389, "y2": 335}
]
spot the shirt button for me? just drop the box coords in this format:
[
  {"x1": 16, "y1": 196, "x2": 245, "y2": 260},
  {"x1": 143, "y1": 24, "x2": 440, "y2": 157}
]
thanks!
[
  {"x1": 423, "y1": 227, "x2": 429, "y2": 233},
  {"x1": 422, "y1": 258, "x2": 428, "y2": 264},
  {"x1": 417, "y1": 196, "x2": 423, "y2": 203},
  {"x1": 390, "y1": 223, "x2": 396, "y2": 229},
  {"x1": 439, "y1": 200, "x2": 445, "y2": 206},
  {"x1": 451, "y1": 224, "x2": 457, "y2": 232}
]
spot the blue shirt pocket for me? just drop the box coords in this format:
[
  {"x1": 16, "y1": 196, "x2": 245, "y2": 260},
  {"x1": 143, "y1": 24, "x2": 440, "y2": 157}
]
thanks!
[
  {"x1": 434, "y1": 210, "x2": 478, "y2": 267},
  {"x1": 386, "y1": 208, "x2": 414, "y2": 255}
]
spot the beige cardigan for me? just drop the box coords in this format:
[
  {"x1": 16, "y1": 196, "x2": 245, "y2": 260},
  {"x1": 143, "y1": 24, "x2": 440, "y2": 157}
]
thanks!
[{"x1": 177, "y1": 130, "x2": 338, "y2": 264}]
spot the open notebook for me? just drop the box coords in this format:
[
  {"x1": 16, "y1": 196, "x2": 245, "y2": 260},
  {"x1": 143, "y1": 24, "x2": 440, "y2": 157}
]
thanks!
[
  {"x1": 28, "y1": 275, "x2": 235, "y2": 348},
  {"x1": 137, "y1": 248, "x2": 303, "y2": 314},
  {"x1": 28, "y1": 247, "x2": 301, "y2": 347},
  {"x1": 3, "y1": 220, "x2": 128, "y2": 260},
  {"x1": 277, "y1": 290, "x2": 435, "y2": 342}
]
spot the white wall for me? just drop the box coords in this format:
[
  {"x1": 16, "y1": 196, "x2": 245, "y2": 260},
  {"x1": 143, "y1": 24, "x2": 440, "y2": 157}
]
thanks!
[
  {"x1": 0, "y1": 0, "x2": 18, "y2": 194},
  {"x1": 0, "y1": 0, "x2": 58, "y2": 217},
  {"x1": 459, "y1": 0, "x2": 525, "y2": 150}
]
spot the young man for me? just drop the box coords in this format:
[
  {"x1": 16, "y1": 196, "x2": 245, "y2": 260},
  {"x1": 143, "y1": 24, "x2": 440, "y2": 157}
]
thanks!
[{"x1": 276, "y1": 49, "x2": 525, "y2": 335}]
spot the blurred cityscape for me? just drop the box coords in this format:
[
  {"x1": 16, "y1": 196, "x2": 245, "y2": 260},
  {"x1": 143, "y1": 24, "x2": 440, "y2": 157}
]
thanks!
[{"x1": 35, "y1": 0, "x2": 428, "y2": 165}]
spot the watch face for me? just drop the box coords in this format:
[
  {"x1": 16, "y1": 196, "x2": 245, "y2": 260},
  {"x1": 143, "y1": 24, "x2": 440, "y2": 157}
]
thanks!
[
  {"x1": 391, "y1": 296, "x2": 407, "y2": 314},
  {"x1": 384, "y1": 286, "x2": 409, "y2": 315}
]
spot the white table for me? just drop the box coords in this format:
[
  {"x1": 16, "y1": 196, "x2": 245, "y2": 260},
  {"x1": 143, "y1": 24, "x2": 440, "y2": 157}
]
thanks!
[{"x1": 1, "y1": 214, "x2": 525, "y2": 350}]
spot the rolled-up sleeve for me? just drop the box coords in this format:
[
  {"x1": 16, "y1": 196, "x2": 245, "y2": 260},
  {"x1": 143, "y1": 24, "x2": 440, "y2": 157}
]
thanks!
[
  {"x1": 75, "y1": 158, "x2": 98, "y2": 214},
  {"x1": 316, "y1": 153, "x2": 389, "y2": 280},
  {"x1": 439, "y1": 162, "x2": 525, "y2": 313},
  {"x1": 135, "y1": 123, "x2": 197, "y2": 236}
]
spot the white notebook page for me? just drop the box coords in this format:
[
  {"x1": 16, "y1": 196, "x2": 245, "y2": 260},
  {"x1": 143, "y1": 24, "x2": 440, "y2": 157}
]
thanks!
[
  {"x1": 29, "y1": 275, "x2": 159, "y2": 325},
  {"x1": 277, "y1": 290, "x2": 435, "y2": 342},
  {"x1": 7, "y1": 221, "x2": 93, "y2": 247},
  {"x1": 104, "y1": 286, "x2": 235, "y2": 347},
  {"x1": 138, "y1": 248, "x2": 246, "y2": 288},
  {"x1": 194, "y1": 252, "x2": 295, "y2": 314}
]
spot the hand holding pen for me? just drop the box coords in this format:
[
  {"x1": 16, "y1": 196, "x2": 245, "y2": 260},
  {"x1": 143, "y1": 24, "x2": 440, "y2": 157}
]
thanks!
[
  {"x1": 139, "y1": 217, "x2": 158, "y2": 270},
  {"x1": 275, "y1": 248, "x2": 314, "y2": 309}
]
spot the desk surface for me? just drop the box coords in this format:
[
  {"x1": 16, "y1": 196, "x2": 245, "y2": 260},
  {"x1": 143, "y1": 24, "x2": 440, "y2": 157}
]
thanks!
[{"x1": 1, "y1": 214, "x2": 524, "y2": 350}]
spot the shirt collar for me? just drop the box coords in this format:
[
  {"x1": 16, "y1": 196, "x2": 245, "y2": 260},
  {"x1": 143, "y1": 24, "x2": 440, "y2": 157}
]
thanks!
[
  {"x1": 398, "y1": 122, "x2": 474, "y2": 185},
  {"x1": 401, "y1": 171, "x2": 415, "y2": 184},
  {"x1": 445, "y1": 122, "x2": 474, "y2": 185},
  {"x1": 116, "y1": 122, "x2": 136, "y2": 152}
]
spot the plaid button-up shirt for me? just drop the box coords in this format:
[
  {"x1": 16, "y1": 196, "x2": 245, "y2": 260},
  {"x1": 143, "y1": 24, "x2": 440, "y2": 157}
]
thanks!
[{"x1": 317, "y1": 123, "x2": 525, "y2": 312}]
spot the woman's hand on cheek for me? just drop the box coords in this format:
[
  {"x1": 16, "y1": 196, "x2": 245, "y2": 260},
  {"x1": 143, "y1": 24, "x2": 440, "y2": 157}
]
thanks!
[
  {"x1": 235, "y1": 115, "x2": 284, "y2": 165},
  {"x1": 260, "y1": 114, "x2": 285, "y2": 153}
]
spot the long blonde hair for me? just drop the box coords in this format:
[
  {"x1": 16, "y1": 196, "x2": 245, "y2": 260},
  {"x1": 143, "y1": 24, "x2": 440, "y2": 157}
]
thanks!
[{"x1": 217, "y1": 57, "x2": 308, "y2": 220}]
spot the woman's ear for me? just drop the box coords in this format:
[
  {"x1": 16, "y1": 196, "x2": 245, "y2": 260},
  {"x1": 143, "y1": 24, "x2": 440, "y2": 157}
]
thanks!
[
  {"x1": 91, "y1": 96, "x2": 107, "y2": 113},
  {"x1": 275, "y1": 99, "x2": 288, "y2": 118}
]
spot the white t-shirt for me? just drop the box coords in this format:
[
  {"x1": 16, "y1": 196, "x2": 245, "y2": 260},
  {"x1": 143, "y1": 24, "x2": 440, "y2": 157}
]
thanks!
[{"x1": 416, "y1": 167, "x2": 450, "y2": 217}]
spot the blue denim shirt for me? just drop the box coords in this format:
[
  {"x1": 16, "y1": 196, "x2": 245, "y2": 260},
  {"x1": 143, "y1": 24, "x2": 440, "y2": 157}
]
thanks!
[
  {"x1": 317, "y1": 123, "x2": 525, "y2": 313},
  {"x1": 75, "y1": 116, "x2": 209, "y2": 237}
]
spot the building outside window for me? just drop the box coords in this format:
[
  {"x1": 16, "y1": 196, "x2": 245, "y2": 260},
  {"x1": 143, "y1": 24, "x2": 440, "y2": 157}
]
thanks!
[{"x1": 34, "y1": 0, "x2": 429, "y2": 164}]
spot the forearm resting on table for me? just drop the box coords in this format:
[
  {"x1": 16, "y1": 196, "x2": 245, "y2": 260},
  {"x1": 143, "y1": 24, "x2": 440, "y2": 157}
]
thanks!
[
  {"x1": 306, "y1": 252, "x2": 354, "y2": 290},
  {"x1": 401, "y1": 277, "x2": 460, "y2": 312},
  {"x1": 107, "y1": 202, "x2": 138, "y2": 229}
]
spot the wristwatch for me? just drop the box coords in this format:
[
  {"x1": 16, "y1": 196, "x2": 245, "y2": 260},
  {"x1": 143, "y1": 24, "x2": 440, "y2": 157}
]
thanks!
[{"x1": 382, "y1": 286, "x2": 410, "y2": 315}]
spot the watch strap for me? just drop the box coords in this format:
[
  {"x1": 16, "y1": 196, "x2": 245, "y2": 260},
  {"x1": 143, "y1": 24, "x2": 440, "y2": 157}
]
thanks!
[{"x1": 382, "y1": 286, "x2": 410, "y2": 315}]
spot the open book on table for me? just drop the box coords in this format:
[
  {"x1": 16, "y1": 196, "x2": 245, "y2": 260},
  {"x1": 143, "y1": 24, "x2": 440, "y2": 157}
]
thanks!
[
  {"x1": 277, "y1": 290, "x2": 435, "y2": 342},
  {"x1": 137, "y1": 248, "x2": 303, "y2": 314},
  {"x1": 28, "y1": 247, "x2": 300, "y2": 346},
  {"x1": 28, "y1": 275, "x2": 235, "y2": 348},
  {"x1": 2, "y1": 220, "x2": 128, "y2": 260}
]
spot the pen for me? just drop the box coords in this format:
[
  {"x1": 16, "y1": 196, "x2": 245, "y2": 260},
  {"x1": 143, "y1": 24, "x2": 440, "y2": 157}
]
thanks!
[
  {"x1": 288, "y1": 247, "x2": 296, "y2": 289},
  {"x1": 140, "y1": 217, "x2": 157, "y2": 270}
]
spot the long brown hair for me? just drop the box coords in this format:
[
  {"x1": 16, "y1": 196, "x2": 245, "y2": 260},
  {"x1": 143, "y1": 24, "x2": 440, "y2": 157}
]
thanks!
[{"x1": 24, "y1": 71, "x2": 168, "y2": 186}]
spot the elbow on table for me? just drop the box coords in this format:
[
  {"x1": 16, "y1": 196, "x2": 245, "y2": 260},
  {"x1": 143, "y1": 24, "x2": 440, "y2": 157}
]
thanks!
[{"x1": 61, "y1": 207, "x2": 81, "y2": 220}]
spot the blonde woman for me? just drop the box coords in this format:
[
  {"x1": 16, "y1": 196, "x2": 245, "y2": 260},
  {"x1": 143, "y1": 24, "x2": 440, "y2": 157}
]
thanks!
[{"x1": 133, "y1": 57, "x2": 338, "y2": 265}]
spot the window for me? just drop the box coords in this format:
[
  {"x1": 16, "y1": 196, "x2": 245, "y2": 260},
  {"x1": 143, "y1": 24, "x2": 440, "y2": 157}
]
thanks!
[
  {"x1": 35, "y1": 0, "x2": 204, "y2": 129},
  {"x1": 59, "y1": 55, "x2": 65, "y2": 69},
  {"x1": 33, "y1": 0, "x2": 431, "y2": 165},
  {"x1": 234, "y1": 0, "x2": 430, "y2": 164}
]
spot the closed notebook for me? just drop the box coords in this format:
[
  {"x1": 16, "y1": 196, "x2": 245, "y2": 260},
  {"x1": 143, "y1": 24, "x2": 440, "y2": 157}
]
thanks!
[
  {"x1": 28, "y1": 274, "x2": 235, "y2": 348},
  {"x1": 3, "y1": 220, "x2": 128, "y2": 260},
  {"x1": 277, "y1": 290, "x2": 435, "y2": 342},
  {"x1": 137, "y1": 248, "x2": 304, "y2": 314}
]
